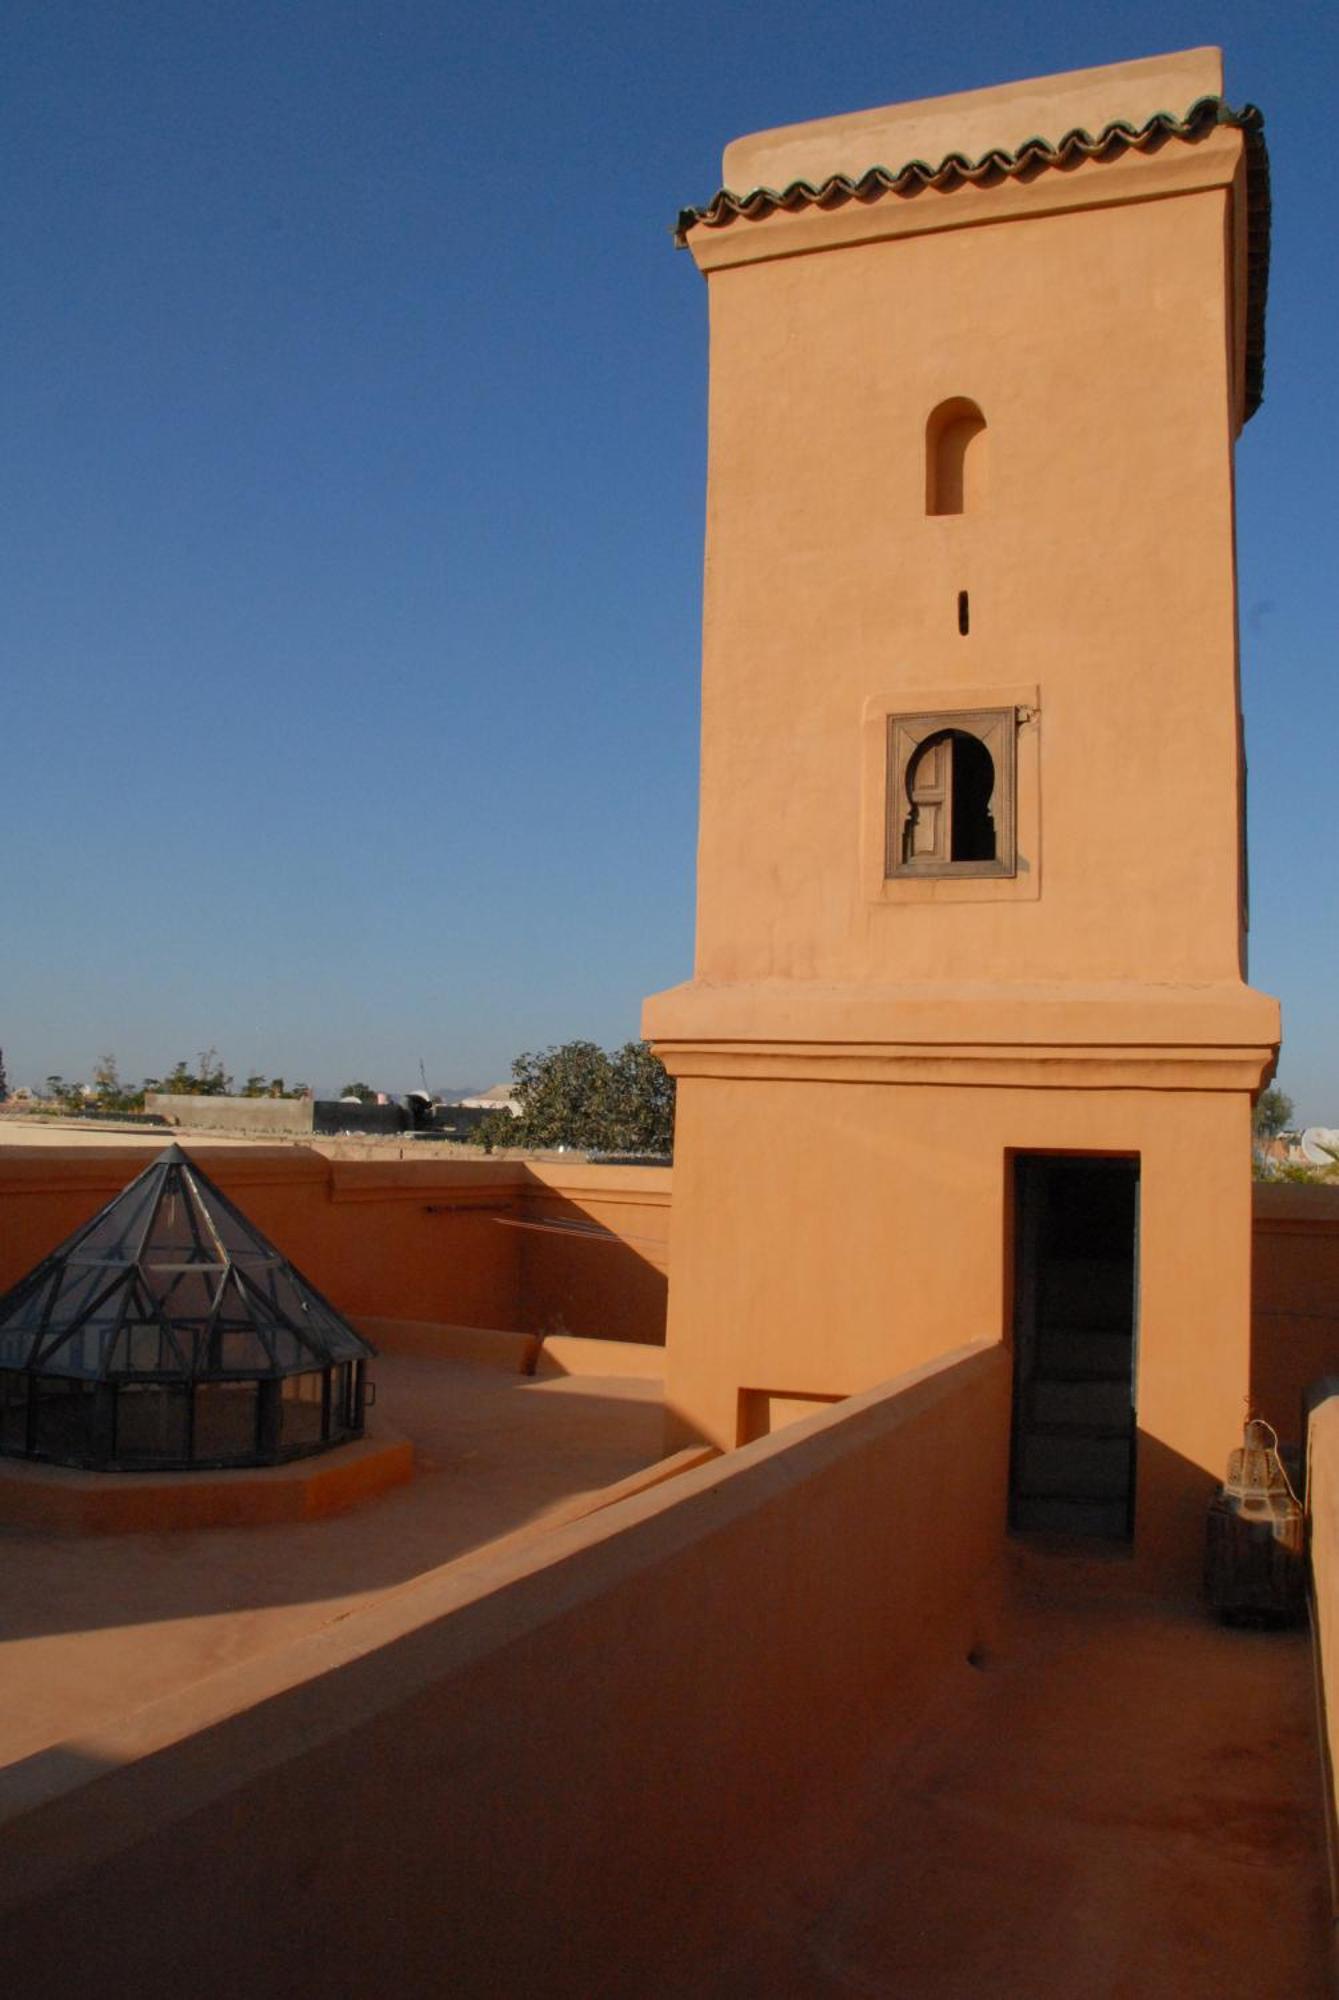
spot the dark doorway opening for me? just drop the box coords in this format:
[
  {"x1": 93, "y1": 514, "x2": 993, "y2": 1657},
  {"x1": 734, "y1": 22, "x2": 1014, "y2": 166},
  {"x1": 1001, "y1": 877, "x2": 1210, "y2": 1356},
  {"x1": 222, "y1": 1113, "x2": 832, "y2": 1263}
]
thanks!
[{"x1": 1010, "y1": 1155, "x2": 1140, "y2": 1541}]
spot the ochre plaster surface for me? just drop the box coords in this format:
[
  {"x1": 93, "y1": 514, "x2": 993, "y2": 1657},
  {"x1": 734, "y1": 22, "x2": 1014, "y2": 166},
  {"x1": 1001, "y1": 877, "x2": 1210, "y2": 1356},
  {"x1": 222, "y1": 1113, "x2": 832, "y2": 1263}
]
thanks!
[
  {"x1": 0, "y1": 1342, "x2": 1325, "y2": 1996},
  {"x1": 2, "y1": 1142, "x2": 1329, "y2": 1557},
  {"x1": 647, "y1": 52, "x2": 1278, "y2": 1575},
  {"x1": 660, "y1": 171, "x2": 1261, "y2": 991},
  {"x1": 1251, "y1": 1184, "x2": 1339, "y2": 1439},
  {"x1": 662, "y1": 1078, "x2": 1256, "y2": 1580},
  {"x1": 721, "y1": 48, "x2": 1225, "y2": 193},
  {"x1": 0, "y1": 1346, "x2": 664, "y2": 1771},
  {"x1": 692, "y1": 1547, "x2": 1328, "y2": 1997},
  {"x1": 0, "y1": 1141, "x2": 671, "y2": 1344},
  {"x1": 1306, "y1": 1389, "x2": 1339, "y2": 1967},
  {"x1": 0, "y1": 1346, "x2": 1009, "y2": 1996},
  {"x1": 0, "y1": 1426, "x2": 413, "y2": 1534}
]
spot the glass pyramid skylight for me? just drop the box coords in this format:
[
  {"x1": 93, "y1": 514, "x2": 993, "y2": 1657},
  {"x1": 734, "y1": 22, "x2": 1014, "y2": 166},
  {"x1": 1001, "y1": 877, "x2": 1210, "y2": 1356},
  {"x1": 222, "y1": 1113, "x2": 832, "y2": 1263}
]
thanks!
[{"x1": 0, "y1": 1145, "x2": 375, "y2": 1471}]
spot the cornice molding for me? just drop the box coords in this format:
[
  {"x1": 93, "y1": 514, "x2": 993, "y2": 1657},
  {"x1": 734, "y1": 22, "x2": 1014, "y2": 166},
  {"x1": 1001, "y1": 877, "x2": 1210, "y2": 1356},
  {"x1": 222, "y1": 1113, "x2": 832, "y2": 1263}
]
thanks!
[
  {"x1": 654, "y1": 1040, "x2": 1276, "y2": 1093},
  {"x1": 676, "y1": 96, "x2": 1269, "y2": 416}
]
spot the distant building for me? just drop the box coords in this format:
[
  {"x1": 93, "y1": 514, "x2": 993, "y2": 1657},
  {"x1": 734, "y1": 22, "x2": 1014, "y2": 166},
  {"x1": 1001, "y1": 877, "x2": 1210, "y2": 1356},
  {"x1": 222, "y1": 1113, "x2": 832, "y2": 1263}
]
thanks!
[{"x1": 455, "y1": 1084, "x2": 520, "y2": 1117}]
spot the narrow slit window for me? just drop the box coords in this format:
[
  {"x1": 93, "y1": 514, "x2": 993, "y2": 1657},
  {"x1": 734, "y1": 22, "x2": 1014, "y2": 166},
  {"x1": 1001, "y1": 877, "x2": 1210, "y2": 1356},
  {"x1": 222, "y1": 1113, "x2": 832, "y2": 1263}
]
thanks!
[{"x1": 958, "y1": 590, "x2": 970, "y2": 635}]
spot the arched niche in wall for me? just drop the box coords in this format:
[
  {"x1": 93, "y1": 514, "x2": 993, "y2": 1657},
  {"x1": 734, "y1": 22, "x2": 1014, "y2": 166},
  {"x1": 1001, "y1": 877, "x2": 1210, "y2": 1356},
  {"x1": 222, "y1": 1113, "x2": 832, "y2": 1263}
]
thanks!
[{"x1": 926, "y1": 398, "x2": 987, "y2": 515}]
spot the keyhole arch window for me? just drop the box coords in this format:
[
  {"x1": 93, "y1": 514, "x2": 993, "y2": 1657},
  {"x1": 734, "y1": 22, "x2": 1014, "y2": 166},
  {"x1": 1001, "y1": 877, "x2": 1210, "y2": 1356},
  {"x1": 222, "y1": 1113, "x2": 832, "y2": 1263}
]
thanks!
[{"x1": 887, "y1": 708, "x2": 1016, "y2": 878}]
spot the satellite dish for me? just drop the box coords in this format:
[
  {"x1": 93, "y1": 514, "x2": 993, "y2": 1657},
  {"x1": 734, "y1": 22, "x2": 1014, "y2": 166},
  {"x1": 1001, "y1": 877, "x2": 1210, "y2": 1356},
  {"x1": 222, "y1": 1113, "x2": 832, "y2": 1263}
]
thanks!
[{"x1": 1300, "y1": 1127, "x2": 1339, "y2": 1166}]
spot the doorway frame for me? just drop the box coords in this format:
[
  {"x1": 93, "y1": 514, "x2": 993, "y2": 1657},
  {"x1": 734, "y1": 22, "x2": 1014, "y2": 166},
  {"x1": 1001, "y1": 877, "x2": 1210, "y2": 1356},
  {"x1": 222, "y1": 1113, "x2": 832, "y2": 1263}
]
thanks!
[{"x1": 1006, "y1": 1149, "x2": 1142, "y2": 1543}]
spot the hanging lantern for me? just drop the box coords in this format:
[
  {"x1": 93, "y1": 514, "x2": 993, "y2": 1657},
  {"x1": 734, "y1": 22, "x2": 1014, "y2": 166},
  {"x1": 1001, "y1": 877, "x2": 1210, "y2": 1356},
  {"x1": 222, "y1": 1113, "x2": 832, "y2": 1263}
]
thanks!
[{"x1": 1205, "y1": 1417, "x2": 1305, "y2": 1620}]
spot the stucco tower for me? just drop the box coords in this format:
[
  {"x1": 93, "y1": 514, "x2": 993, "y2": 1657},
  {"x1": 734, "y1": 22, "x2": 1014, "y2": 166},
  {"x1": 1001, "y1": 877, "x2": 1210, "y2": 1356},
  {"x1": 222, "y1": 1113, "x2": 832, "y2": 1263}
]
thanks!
[{"x1": 646, "y1": 50, "x2": 1278, "y2": 1571}]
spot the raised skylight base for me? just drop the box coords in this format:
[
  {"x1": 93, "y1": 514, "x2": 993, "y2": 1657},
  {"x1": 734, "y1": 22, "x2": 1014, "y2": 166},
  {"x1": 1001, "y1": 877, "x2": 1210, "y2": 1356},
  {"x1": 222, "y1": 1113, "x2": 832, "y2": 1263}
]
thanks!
[{"x1": 0, "y1": 1424, "x2": 412, "y2": 1534}]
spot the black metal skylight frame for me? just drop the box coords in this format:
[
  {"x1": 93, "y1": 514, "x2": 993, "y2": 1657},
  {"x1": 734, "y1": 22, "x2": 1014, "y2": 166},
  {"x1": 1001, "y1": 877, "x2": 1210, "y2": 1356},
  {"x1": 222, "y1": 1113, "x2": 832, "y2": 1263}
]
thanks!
[{"x1": 0, "y1": 1145, "x2": 376, "y2": 1472}]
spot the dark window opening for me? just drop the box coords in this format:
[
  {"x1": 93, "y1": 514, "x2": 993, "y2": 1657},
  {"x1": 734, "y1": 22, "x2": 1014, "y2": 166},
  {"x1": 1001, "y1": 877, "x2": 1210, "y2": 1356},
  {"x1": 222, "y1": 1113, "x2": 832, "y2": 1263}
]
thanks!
[
  {"x1": 958, "y1": 589, "x2": 970, "y2": 635},
  {"x1": 948, "y1": 732, "x2": 994, "y2": 860}
]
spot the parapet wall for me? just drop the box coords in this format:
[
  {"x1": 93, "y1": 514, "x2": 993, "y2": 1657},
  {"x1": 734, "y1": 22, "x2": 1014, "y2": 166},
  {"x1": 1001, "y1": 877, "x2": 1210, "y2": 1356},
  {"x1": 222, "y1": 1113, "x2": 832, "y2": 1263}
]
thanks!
[
  {"x1": 0, "y1": 1146, "x2": 1328, "y2": 1378},
  {"x1": 1252, "y1": 1184, "x2": 1339, "y2": 1442},
  {"x1": 144, "y1": 1093, "x2": 316, "y2": 1136},
  {"x1": 1305, "y1": 1388, "x2": 1339, "y2": 1962},
  {"x1": 0, "y1": 1339, "x2": 1009, "y2": 1998},
  {"x1": 518, "y1": 1161, "x2": 670, "y2": 1342},
  {"x1": 0, "y1": 1146, "x2": 670, "y2": 1345}
]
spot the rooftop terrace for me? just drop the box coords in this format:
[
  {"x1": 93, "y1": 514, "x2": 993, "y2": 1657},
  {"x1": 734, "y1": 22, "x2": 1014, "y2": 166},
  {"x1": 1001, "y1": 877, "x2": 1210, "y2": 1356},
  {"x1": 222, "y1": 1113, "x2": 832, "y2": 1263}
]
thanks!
[
  {"x1": 0, "y1": 1338, "x2": 666, "y2": 1770},
  {"x1": 694, "y1": 1550, "x2": 1329, "y2": 1995},
  {"x1": 0, "y1": 1147, "x2": 1335, "y2": 1997}
]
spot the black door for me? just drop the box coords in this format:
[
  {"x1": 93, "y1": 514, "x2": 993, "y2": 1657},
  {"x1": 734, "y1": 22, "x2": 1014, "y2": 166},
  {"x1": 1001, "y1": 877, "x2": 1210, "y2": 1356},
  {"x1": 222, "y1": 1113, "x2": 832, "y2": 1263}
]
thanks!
[{"x1": 1009, "y1": 1155, "x2": 1140, "y2": 1540}]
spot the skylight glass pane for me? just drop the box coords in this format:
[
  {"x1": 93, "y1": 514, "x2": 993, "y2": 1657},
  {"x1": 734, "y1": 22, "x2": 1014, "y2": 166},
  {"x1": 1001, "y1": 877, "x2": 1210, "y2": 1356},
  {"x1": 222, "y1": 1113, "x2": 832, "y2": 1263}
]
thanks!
[
  {"x1": 45, "y1": 1262, "x2": 120, "y2": 1333},
  {"x1": 32, "y1": 1379, "x2": 96, "y2": 1462},
  {"x1": 0, "y1": 1372, "x2": 29, "y2": 1453},
  {"x1": 115, "y1": 1384, "x2": 189, "y2": 1462},
  {"x1": 141, "y1": 1265, "x2": 221, "y2": 1322},
  {"x1": 281, "y1": 1370, "x2": 325, "y2": 1449},
  {"x1": 193, "y1": 1381, "x2": 259, "y2": 1462},
  {"x1": 68, "y1": 1174, "x2": 161, "y2": 1262}
]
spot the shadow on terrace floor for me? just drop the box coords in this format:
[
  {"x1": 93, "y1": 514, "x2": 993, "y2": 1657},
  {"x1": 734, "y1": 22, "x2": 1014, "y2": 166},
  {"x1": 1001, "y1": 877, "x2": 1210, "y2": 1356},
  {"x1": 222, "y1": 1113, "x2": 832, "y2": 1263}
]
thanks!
[
  {"x1": 0, "y1": 1350, "x2": 664, "y2": 1768},
  {"x1": 687, "y1": 1541, "x2": 1331, "y2": 1999}
]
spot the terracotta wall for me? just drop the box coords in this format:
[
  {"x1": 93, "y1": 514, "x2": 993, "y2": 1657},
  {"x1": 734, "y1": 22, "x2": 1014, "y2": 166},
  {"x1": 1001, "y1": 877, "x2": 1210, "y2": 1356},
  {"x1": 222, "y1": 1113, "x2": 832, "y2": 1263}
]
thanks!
[
  {"x1": 518, "y1": 1162, "x2": 670, "y2": 1345},
  {"x1": 1252, "y1": 1184, "x2": 1339, "y2": 1443},
  {"x1": 679, "y1": 90, "x2": 1252, "y2": 994},
  {"x1": 1305, "y1": 1388, "x2": 1339, "y2": 1963},
  {"x1": 0, "y1": 1341, "x2": 1008, "y2": 1998},
  {"x1": 3, "y1": 1145, "x2": 1330, "y2": 1413},
  {"x1": 664, "y1": 1077, "x2": 1256, "y2": 1581},
  {"x1": 0, "y1": 1147, "x2": 669, "y2": 1345},
  {"x1": 0, "y1": 1148, "x2": 527, "y2": 1332},
  {"x1": 644, "y1": 50, "x2": 1276, "y2": 1584}
]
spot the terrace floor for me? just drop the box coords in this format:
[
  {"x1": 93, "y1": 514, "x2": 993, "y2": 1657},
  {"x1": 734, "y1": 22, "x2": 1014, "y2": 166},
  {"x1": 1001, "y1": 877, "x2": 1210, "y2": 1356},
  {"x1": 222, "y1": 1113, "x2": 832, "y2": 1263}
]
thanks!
[
  {"x1": 690, "y1": 1546, "x2": 1332, "y2": 1998},
  {"x1": 0, "y1": 1348, "x2": 665, "y2": 1770}
]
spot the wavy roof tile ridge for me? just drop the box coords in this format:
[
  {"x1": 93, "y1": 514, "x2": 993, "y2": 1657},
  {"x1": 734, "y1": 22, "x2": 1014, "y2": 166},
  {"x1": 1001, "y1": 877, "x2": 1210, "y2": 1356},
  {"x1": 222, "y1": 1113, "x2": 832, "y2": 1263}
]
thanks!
[{"x1": 674, "y1": 96, "x2": 1269, "y2": 416}]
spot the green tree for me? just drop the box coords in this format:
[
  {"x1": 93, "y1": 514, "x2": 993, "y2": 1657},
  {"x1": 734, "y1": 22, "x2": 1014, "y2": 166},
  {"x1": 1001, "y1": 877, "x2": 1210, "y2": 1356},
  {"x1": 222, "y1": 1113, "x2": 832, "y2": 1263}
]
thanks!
[
  {"x1": 605, "y1": 1040, "x2": 675, "y2": 1155},
  {"x1": 91, "y1": 1053, "x2": 146, "y2": 1116},
  {"x1": 42, "y1": 1073, "x2": 84, "y2": 1110},
  {"x1": 511, "y1": 1040, "x2": 614, "y2": 1150},
  {"x1": 1254, "y1": 1087, "x2": 1294, "y2": 1142},
  {"x1": 478, "y1": 1040, "x2": 674, "y2": 1155},
  {"x1": 339, "y1": 1081, "x2": 378, "y2": 1103},
  {"x1": 162, "y1": 1050, "x2": 232, "y2": 1097},
  {"x1": 475, "y1": 1108, "x2": 518, "y2": 1154}
]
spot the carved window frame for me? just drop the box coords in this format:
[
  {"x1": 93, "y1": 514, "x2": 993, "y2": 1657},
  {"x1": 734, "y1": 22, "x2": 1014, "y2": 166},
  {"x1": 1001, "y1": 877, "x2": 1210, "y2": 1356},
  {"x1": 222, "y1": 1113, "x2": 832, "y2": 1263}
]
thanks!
[{"x1": 886, "y1": 707, "x2": 1017, "y2": 879}]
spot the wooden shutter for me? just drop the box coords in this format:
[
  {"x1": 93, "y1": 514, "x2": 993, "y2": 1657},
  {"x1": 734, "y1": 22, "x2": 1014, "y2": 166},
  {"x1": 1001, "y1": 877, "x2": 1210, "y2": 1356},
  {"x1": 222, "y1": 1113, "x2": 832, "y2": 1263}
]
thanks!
[
  {"x1": 886, "y1": 708, "x2": 1018, "y2": 878},
  {"x1": 904, "y1": 734, "x2": 951, "y2": 862}
]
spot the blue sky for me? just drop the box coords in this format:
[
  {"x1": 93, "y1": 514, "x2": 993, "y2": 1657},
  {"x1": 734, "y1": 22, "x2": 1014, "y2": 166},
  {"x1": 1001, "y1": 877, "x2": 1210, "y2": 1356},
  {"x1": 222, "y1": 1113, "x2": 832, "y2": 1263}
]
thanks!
[{"x1": 4, "y1": 2, "x2": 1336, "y2": 1115}]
